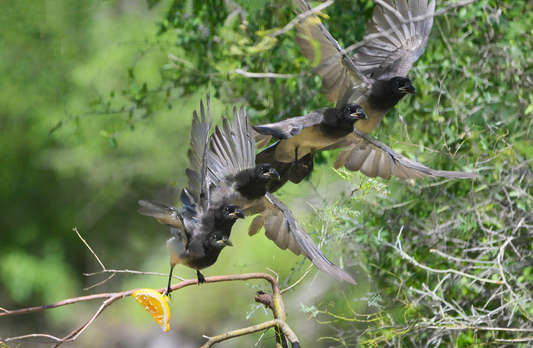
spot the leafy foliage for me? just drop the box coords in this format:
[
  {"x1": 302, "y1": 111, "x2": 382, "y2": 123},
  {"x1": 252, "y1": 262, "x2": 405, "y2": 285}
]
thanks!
[{"x1": 2, "y1": 0, "x2": 533, "y2": 346}]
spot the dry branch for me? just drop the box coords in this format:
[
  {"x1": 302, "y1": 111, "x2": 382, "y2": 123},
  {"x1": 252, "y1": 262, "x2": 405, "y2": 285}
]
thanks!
[{"x1": 0, "y1": 273, "x2": 299, "y2": 348}]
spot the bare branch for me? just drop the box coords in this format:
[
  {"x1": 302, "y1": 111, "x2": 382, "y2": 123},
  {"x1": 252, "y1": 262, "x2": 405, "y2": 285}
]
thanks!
[{"x1": 1, "y1": 273, "x2": 299, "y2": 348}]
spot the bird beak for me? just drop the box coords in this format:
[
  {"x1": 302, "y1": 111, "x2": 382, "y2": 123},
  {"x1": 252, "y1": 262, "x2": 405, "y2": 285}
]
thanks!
[
  {"x1": 229, "y1": 209, "x2": 245, "y2": 219},
  {"x1": 351, "y1": 109, "x2": 367, "y2": 121},
  {"x1": 399, "y1": 83, "x2": 416, "y2": 95},
  {"x1": 217, "y1": 239, "x2": 233, "y2": 247},
  {"x1": 264, "y1": 169, "x2": 281, "y2": 180}
]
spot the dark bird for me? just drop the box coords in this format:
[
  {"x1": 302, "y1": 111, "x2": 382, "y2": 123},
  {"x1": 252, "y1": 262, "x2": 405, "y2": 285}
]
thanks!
[
  {"x1": 254, "y1": 104, "x2": 367, "y2": 191},
  {"x1": 140, "y1": 198, "x2": 243, "y2": 292},
  {"x1": 254, "y1": 116, "x2": 480, "y2": 183},
  {"x1": 256, "y1": 0, "x2": 478, "y2": 183},
  {"x1": 138, "y1": 94, "x2": 245, "y2": 294},
  {"x1": 206, "y1": 103, "x2": 357, "y2": 284},
  {"x1": 294, "y1": 0, "x2": 433, "y2": 132}
]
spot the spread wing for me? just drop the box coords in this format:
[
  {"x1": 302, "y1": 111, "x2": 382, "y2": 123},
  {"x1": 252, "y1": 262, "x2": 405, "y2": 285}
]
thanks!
[
  {"x1": 207, "y1": 105, "x2": 256, "y2": 185},
  {"x1": 252, "y1": 110, "x2": 325, "y2": 139},
  {"x1": 184, "y1": 94, "x2": 212, "y2": 212},
  {"x1": 138, "y1": 199, "x2": 184, "y2": 229},
  {"x1": 247, "y1": 193, "x2": 357, "y2": 284},
  {"x1": 139, "y1": 94, "x2": 213, "y2": 229},
  {"x1": 294, "y1": 0, "x2": 370, "y2": 104},
  {"x1": 353, "y1": 0, "x2": 436, "y2": 79},
  {"x1": 333, "y1": 129, "x2": 479, "y2": 180}
]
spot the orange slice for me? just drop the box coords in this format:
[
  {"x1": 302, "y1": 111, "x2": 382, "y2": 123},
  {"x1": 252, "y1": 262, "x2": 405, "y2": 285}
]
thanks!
[{"x1": 132, "y1": 288, "x2": 171, "y2": 332}]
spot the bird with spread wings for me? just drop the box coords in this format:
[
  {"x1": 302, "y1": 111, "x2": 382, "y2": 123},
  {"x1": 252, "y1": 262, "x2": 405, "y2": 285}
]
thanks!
[
  {"x1": 206, "y1": 102, "x2": 357, "y2": 284},
  {"x1": 138, "y1": 94, "x2": 245, "y2": 294},
  {"x1": 254, "y1": 0, "x2": 477, "y2": 184}
]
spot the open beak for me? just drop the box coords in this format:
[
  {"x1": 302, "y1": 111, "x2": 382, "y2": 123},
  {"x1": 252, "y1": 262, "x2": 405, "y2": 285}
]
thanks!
[
  {"x1": 264, "y1": 169, "x2": 281, "y2": 180},
  {"x1": 229, "y1": 209, "x2": 245, "y2": 219},
  {"x1": 399, "y1": 83, "x2": 416, "y2": 95},
  {"x1": 351, "y1": 109, "x2": 367, "y2": 121}
]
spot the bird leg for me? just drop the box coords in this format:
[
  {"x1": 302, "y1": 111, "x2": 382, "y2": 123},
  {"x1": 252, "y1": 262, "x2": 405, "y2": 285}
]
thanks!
[
  {"x1": 288, "y1": 147, "x2": 300, "y2": 177},
  {"x1": 197, "y1": 270, "x2": 206, "y2": 284},
  {"x1": 166, "y1": 265, "x2": 175, "y2": 297}
]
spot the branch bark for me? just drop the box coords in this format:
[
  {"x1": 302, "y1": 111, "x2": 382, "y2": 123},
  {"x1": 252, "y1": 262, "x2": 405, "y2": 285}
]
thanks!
[{"x1": 0, "y1": 273, "x2": 299, "y2": 348}]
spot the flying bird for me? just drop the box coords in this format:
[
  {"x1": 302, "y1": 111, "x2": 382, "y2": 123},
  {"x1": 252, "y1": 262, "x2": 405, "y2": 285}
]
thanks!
[
  {"x1": 254, "y1": 117, "x2": 480, "y2": 183},
  {"x1": 206, "y1": 103, "x2": 357, "y2": 284},
  {"x1": 254, "y1": 104, "x2": 367, "y2": 191},
  {"x1": 138, "y1": 94, "x2": 245, "y2": 294},
  {"x1": 294, "y1": 0, "x2": 433, "y2": 132},
  {"x1": 139, "y1": 198, "x2": 244, "y2": 292},
  {"x1": 258, "y1": 0, "x2": 478, "y2": 182}
]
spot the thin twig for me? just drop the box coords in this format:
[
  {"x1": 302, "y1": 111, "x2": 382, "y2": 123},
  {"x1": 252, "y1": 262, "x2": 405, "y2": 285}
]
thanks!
[{"x1": 269, "y1": 0, "x2": 335, "y2": 38}]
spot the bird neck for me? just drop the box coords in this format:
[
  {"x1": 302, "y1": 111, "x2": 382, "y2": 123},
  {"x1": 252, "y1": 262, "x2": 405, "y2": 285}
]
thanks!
[
  {"x1": 232, "y1": 168, "x2": 269, "y2": 200},
  {"x1": 201, "y1": 208, "x2": 235, "y2": 232},
  {"x1": 319, "y1": 108, "x2": 355, "y2": 131}
]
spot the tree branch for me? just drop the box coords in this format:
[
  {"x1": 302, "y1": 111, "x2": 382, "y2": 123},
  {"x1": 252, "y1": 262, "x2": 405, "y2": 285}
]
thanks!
[{"x1": 0, "y1": 272, "x2": 299, "y2": 348}]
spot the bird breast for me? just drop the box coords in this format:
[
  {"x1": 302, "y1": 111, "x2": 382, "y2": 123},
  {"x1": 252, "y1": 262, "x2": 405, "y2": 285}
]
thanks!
[
  {"x1": 352, "y1": 99, "x2": 387, "y2": 133},
  {"x1": 274, "y1": 125, "x2": 345, "y2": 162}
]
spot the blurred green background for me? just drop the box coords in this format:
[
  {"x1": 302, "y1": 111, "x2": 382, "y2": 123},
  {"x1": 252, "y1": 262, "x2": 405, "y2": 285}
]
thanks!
[{"x1": 1, "y1": 0, "x2": 532, "y2": 347}]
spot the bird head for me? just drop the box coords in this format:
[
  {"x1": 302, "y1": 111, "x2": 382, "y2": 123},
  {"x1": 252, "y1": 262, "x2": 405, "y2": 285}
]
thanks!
[
  {"x1": 390, "y1": 77, "x2": 416, "y2": 95},
  {"x1": 216, "y1": 203, "x2": 245, "y2": 222},
  {"x1": 208, "y1": 232, "x2": 234, "y2": 248},
  {"x1": 342, "y1": 104, "x2": 367, "y2": 122},
  {"x1": 256, "y1": 163, "x2": 281, "y2": 181},
  {"x1": 222, "y1": 204, "x2": 245, "y2": 220}
]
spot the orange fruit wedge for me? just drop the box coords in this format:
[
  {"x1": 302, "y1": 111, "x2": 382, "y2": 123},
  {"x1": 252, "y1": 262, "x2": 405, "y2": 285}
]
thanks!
[{"x1": 132, "y1": 288, "x2": 171, "y2": 332}]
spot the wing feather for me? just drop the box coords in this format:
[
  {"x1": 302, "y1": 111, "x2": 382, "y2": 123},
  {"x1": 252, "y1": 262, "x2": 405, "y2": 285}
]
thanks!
[
  {"x1": 208, "y1": 105, "x2": 256, "y2": 184},
  {"x1": 353, "y1": 0, "x2": 436, "y2": 79},
  {"x1": 335, "y1": 129, "x2": 479, "y2": 180},
  {"x1": 246, "y1": 193, "x2": 357, "y2": 284},
  {"x1": 293, "y1": 0, "x2": 369, "y2": 104}
]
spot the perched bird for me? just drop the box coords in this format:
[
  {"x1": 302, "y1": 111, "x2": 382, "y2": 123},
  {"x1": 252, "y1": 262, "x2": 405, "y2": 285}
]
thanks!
[
  {"x1": 206, "y1": 103, "x2": 357, "y2": 284},
  {"x1": 139, "y1": 198, "x2": 244, "y2": 292},
  {"x1": 138, "y1": 94, "x2": 245, "y2": 294},
  {"x1": 254, "y1": 104, "x2": 367, "y2": 191}
]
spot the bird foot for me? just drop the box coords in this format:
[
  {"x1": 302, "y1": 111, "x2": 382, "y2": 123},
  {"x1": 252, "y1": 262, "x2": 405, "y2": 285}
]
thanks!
[{"x1": 197, "y1": 271, "x2": 206, "y2": 284}]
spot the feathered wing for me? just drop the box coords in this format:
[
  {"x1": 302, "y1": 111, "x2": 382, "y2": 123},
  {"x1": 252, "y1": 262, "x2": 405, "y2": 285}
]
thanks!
[
  {"x1": 252, "y1": 111, "x2": 325, "y2": 139},
  {"x1": 352, "y1": 0, "x2": 436, "y2": 79},
  {"x1": 333, "y1": 129, "x2": 479, "y2": 180},
  {"x1": 247, "y1": 193, "x2": 356, "y2": 284},
  {"x1": 207, "y1": 105, "x2": 256, "y2": 185},
  {"x1": 138, "y1": 94, "x2": 212, "y2": 229},
  {"x1": 184, "y1": 93, "x2": 212, "y2": 212},
  {"x1": 254, "y1": 130, "x2": 272, "y2": 149},
  {"x1": 138, "y1": 200, "x2": 183, "y2": 229},
  {"x1": 294, "y1": 0, "x2": 370, "y2": 104}
]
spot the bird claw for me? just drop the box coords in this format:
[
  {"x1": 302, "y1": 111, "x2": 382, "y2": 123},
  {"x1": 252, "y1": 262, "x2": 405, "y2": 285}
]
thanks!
[{"x1": 197, "y1": 271, "x2": 206, "y2": 284}]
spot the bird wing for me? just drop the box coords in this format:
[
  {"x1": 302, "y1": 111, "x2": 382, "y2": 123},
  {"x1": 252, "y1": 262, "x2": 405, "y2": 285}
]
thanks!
[
  {"x1": 353, "y1": 0, "x2": 436, "y2": 80},
  {"x1": 254, "y1": 130, "x2": 272, "y2": 149},
  {"x1": 294, "y1": 0, "x2": 370, "y2": 104},
  {"x1": 247, "y1": 193, "x2": 357, "y2": 284},
  {"x1": 138, "y1": 200, "x2": 184, "y2": 229},
  {"x1": 184, "y1": 94, "x2": 212, "y2": 213},
  {"x1": 252, "y1": 110, "x2": 325, "y2": 139},
  {"x1": 207, "y1": 105, "x2": 256, "y2": 185},
  {"x1": 332, "y1": 129, "x2": 479, "y2": 180}
]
